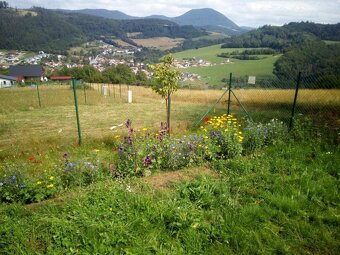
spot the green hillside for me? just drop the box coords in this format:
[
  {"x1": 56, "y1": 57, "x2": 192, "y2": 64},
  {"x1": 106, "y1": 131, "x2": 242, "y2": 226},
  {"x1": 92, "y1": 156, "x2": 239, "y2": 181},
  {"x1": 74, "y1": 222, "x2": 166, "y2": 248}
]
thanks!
[{"x1": 174, "y1": 44, "x2": 278, "y2": 85}]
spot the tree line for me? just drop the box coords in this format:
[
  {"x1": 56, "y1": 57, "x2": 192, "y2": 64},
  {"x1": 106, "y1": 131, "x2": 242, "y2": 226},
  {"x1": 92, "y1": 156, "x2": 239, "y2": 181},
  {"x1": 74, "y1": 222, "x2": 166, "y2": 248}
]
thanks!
[{"x1": 55, "y1": 64, "x2": 148, "y2": 85}]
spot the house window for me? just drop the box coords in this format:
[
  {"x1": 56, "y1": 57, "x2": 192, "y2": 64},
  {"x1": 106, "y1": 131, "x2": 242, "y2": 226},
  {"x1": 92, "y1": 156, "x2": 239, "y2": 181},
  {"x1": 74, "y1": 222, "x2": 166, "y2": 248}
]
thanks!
[{"x1": 3, "y1": 81, "x2": 6, "y2": 85}]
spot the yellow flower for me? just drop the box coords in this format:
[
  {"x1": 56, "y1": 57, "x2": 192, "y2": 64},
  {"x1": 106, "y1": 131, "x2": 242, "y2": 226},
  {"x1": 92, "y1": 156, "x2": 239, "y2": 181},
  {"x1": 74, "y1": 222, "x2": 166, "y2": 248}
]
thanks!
[
  {"x1": 109, "y1": 207, "x2": 113, "y2": 212},
  {"x1": 36, "y1": 181, "x2": 42, "y2": 185},
  {"x1": 93, "y1": 149, "x2": 100, "y2": 153},
  {"x1": 142, "y1": 128, "x2": 148, "y2": 131},
  {"x1": 204, "y1": 136, "x2": 209, "y2": 139},
  {"x1": 47, "y1": 184, "x2": 54, "y2": 188},
  {"x1": 114, "y1": 135, "x2": 121, "y2": 139},
  {"x1": 49, "y1": 176, "x2": 54, "y2": 181},
  {"x1": 191, "y1": 223, "x2": 199, "y2": 229}
]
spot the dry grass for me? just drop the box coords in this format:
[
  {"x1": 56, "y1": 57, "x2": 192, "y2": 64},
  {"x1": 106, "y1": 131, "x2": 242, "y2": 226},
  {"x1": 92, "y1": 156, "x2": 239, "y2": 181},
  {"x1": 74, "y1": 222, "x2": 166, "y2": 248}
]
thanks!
[
  {"x1": 132, "y1": 37, "x2": 185, "y2": 50},
  {"x1": 112, "y1": 39, "x2": 134, "y2": 47},
  {"x1": 17, "y1": 10, "x2": 38, "y2": 17},
  {"x1": 0, "y1": 85, "x2": 339, "y2": 156}
]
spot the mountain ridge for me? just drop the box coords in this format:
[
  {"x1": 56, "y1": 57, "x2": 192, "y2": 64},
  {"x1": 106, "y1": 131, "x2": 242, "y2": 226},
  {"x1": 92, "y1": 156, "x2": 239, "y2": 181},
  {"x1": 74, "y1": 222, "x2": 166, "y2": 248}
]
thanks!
[{"x1": 64, "y1": 8, "x2": 249, "y2": 35}]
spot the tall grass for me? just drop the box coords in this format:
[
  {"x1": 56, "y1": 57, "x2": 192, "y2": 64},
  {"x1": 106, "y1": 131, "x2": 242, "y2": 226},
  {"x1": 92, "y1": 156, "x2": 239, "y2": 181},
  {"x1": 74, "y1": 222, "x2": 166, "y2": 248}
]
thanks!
[{"x1": 0, "y1": 139, "x2": 339, "y2": 254}]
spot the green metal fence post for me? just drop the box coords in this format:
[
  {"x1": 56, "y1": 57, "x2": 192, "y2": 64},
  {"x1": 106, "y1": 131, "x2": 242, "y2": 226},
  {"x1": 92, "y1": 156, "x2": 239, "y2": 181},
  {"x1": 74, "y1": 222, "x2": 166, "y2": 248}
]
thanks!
[
  {"x1": 289, "y1": 72, "x2": 302, "y2": 131},
  {"x1": 72, "y1": 78, "x2": 82, "y2": 146},
  {"x1": 36, "y1": 83, "x2": 41, "y2": 108},
  {"x1": 227, "y1": 73, "x2": 232, "y2": 115}
]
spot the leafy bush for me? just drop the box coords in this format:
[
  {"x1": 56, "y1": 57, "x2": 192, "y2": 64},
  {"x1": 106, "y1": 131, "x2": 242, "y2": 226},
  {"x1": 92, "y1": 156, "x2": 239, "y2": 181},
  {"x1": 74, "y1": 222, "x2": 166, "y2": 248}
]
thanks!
[{"x1": 243, "y1": 119, "x2": 287, "y2": 154}]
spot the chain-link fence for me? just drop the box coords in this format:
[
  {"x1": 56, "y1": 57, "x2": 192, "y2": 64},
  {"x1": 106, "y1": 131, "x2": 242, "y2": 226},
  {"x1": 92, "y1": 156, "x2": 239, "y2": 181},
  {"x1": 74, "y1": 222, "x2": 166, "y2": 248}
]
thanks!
[{"x1": 203, "y1": 72, "x2": 340, "y2": 130}]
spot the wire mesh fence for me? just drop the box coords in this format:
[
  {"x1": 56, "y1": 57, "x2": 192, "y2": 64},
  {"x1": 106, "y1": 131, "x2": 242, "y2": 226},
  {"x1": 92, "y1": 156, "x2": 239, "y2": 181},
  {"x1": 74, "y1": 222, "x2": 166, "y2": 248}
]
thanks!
[
  {"x1": 218, "y1": 72, "x2": 340, "y2": 129},
  {"x1": 0, "y1": 72, "x2": 339, "y2": 154}
]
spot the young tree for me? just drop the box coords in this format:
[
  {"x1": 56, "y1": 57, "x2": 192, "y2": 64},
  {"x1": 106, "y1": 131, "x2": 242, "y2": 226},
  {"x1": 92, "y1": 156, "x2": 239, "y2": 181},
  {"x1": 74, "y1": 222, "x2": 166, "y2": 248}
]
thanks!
[{"x1": 149, "y1": 54, "x2": 181, "y2": 134}]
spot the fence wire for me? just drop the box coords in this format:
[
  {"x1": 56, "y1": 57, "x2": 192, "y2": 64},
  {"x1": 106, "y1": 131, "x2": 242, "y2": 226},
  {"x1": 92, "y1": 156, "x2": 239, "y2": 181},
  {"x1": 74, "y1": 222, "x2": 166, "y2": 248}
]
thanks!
[{"x1": 222, "y1": 73, "x2": 340, "y2": 130}]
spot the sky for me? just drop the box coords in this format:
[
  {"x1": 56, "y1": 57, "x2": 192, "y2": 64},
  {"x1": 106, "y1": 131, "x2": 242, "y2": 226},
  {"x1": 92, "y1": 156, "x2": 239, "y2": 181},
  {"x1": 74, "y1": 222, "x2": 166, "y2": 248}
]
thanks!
[{"x1": 7, "y1": 0, "x2": 340, "y2": 27}]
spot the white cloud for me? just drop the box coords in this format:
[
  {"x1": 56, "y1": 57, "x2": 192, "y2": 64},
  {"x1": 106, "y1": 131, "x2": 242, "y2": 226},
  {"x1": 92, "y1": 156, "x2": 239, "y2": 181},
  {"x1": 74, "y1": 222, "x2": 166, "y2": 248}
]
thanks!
[{"x1": 7, "y1": 0, "x2": 340, "y2": 26}]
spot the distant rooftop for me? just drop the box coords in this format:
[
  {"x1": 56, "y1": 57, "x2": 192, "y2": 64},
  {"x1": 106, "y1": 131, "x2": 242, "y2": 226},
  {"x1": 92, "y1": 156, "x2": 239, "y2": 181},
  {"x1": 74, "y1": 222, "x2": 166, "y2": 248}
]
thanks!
[
  {"x1": 9, "y1": 65, "x2": 43, "y2": 77},
  {"x1": 0, "y1": 75, "x2": 17, "y2": 81}
]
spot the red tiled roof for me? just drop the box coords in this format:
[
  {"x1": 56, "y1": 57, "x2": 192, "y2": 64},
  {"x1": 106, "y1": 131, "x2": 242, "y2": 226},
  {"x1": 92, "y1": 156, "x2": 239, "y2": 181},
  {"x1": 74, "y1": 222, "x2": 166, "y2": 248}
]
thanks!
[{"x1": 50, "y1": 76, "x2": 72, "y2": 80}]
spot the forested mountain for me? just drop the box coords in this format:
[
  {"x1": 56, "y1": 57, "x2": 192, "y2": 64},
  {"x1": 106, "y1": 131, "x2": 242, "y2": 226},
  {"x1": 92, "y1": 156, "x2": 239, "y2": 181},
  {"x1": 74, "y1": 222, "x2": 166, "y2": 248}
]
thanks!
[
  {"x1": 72, "y1": 9, "x2": 136, "y2": 20},
  {"x1": 65, "y1": 8, "x2": 247, "y2": 36},
  {"x1": 221, "y1": 22, "x2": 340, "y2": 50},
  {"x1": 0, "y1": 8, "x2": 206, "y2": 52}
]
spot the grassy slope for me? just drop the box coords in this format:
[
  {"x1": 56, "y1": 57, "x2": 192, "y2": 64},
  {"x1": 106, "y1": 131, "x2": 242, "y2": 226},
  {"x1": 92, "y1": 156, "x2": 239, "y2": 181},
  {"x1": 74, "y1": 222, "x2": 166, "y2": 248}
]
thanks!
[
  {"x1": 1, "y1": 139, "x2": 339, "y2": 254},
  {"x1": 173, "y1": 44, "x2": 278, "y2": 85},
  {"x1": 1, "y1": 85, "x2": 339, "y2": 159}
]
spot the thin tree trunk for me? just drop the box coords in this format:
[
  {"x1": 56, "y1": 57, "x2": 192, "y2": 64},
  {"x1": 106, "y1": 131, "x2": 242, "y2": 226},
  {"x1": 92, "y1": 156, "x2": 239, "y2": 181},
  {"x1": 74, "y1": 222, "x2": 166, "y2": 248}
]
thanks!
[{"x1": 167, "y1": 91, "x2": 171, "y2": 135}]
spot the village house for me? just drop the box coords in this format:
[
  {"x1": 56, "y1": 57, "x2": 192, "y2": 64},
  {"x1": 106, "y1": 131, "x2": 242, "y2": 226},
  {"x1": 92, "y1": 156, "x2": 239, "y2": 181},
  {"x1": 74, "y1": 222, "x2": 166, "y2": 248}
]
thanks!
[
  {"x1": 9, "y1": 65, "x2": 44, "y2": 82},
  {"x1": 0, "y1": 74, "x2": 16, "y2": 88}
]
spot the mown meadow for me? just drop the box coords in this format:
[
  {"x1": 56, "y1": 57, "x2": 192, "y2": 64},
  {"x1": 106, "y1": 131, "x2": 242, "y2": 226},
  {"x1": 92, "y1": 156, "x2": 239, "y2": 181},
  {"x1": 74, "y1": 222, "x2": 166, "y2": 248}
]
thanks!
[
  {"x1": 0, "y1": 84, "x2": 339, "y2": 254},
  {"x1": 173, "y1": 44, "x2": 279, "y2": 85}
]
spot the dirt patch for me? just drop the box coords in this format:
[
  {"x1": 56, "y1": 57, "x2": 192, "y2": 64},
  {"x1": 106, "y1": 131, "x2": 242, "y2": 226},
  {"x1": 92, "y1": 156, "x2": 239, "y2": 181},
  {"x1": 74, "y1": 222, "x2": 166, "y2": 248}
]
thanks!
[{"x1": 144, "y1": 166, "x2": 218, "y2": 189}]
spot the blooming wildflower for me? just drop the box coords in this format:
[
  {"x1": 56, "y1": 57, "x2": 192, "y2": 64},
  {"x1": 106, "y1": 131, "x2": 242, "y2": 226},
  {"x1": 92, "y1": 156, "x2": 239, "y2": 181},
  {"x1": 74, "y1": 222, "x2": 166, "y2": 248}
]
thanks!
[
  {"x1": 126, "y1": 137, "x2": 133, "y2": 145},
  {"x1": 93, "y1": 149, "x2": 100, "y2": 153},
  {"x1": 10, "y1": 175, "x2": 16, "y2": 184},
  {"x1": 37, "y1": 181, "x2": 42, "y2": 185},
  {"x1": 118, "y1": 147, "x2": 124, "y2": 153},
  {"x1": 71, "y1": 162, "x2": 77, "y2": 167},
  {"x1": 144, "y1": 156, "x2": 152, "y2": 167},
  {"x1": 49, "y1": 176, "x2": 54, "y2": 181},
  {"x1": 109, "y1": 207, "x2": 113, "y2": 212},
  {"x1": 191, "y1": 223, "x2": 199, "y2": 229},
  {"x1": 28, "y1": 155, "x2": 35, "y2": 161},
  {"x1": 47, "y1": 184, "x2": 54, "y2": 188},
  {"x1": 125, "y1": 119, "x2": 132, "y2": 128},
  {"x1": 142, "y1": 128, "x2": 148, "y2": 131},
  {"x1": 204, "y1": 117, "x2": 210, "y2": 123},
  {"x1": 63, "y1": 153, "x2": 70, "y2": 159},
  {"x1": 114, "y1": 135, "x2": 121, "y2": 139}
]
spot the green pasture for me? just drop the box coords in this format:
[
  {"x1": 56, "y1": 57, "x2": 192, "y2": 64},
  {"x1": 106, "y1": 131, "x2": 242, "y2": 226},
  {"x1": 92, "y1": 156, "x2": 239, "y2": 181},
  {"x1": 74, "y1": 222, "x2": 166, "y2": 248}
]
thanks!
[
  {"x1": 186, "y1": 55, "x2": 278, "y2": 85},
  {"x1": 192, "y1": 32, "x2": 229, "y2": 41},
  {"x1": 173, "y1": 44, "x2": 279, "y2": 85}
]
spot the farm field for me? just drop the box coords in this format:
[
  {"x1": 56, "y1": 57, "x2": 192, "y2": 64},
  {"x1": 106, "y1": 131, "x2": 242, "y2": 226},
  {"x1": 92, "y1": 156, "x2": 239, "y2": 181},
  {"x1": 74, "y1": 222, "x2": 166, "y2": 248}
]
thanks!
[
  {"x1": 192, "y1": 31, "x2": 229, "y2": 41},
  {"x1": 0, "y1": 84, "x2": 339, "y2": 254},
  {"x1": 173, "y1": 44, "x2": 279, "y2": 85},
  {"x1": 132, "y1": 37, "x2": 185, "y2": 50}
]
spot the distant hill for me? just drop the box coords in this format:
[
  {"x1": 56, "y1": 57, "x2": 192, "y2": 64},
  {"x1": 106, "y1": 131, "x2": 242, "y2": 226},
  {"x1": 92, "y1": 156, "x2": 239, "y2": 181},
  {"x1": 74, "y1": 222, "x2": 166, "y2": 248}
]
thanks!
[
  {"x1": 221, "y1": 22, "x2": 340, "y2": 50},
  {"x1": 67, "y1": 8, "x2": 248, "y2": 36},
  {"x1": 71, "y1": 9, "x2": 137, "y2": 20},
  {"x1": 173, "y1": 8, "x2": 238, "y2": 30},
  {"x1": 0, "y1": 8, "x2": 206, "y2": 52}
]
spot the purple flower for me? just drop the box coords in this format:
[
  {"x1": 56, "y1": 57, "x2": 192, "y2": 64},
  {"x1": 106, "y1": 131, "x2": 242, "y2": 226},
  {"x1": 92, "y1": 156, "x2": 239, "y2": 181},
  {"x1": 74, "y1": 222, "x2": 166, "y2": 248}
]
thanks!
[
  {"x1": 63, "y1": 153, "x2": 70, "y2": 159},
  {"x1": 144, "y1": 156, "x2": 152, "y2": 167},
  {"x1": 188, "y1": 143, "x2": 193, "y2": 151},
  {"x1": 126, "y1": 137, "x2": 133, "y2": 145},
  {"x1": 71, "y1": 162, "x2": 77, "y2": 167},
  {"x1": 118, "y1": 147, "x2": 124, "y2": 153},
  {"x1": 125, "y1": 119, "x2": 132, "y2": 128},
  {"x1": 129, "y1": 128, "x2": 134, "y2": 134}
]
